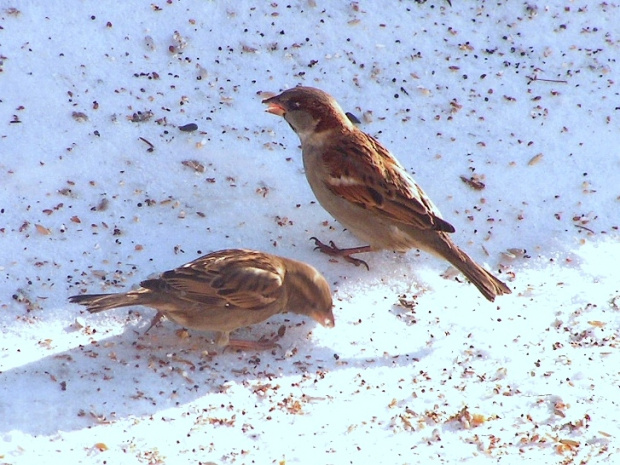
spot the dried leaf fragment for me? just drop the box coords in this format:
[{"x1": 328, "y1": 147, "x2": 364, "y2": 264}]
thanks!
[
  {"x1": 92, "y1": 198, "x2": 109, "y2": 212},
  {"x1": 182, "y1": 160, "x2": 205, "y2": 173},
  {"x1": 555, "y1": 438, "x2": 580, "y2": 453},
  {"x1": 460, "y1": 175, "x2": 486, "y2": 190},
  {"x1": 502, "y1": 248, "x2": 526, "y2": 259},
  {"x1": 528, "y1": 153, "x2": 544, "y2": 165},
  {"x1": 559, "y1": 439, "x2": 580, "y2": 447},
  {"x1": 130, "y1": 110, "x2": 154, "y2": 123},
  {"x1": 448, "y1": 406, "x2": 486, "y2": 429},
  {"x1": 35, "y1": 224, "x2": 52, "y2": 235},
  {"x1": 175, "y1": 328, "x2": 190, "y2": 339},
  {"x1": 72, "y1": 111, "x2": 89, "y2": 122}
]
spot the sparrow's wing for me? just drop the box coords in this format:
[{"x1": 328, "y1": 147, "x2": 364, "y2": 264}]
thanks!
[
  {"x1": 320, "y1": 131, "x2": 455, "y2": 233},
  {"x1": 140, "y1": 250, "x2": 285, "y2": 310}
]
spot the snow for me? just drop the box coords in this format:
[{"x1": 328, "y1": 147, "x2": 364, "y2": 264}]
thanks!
[{"x1": 1, "y1": 1, "x2": 619, "y2": 463}]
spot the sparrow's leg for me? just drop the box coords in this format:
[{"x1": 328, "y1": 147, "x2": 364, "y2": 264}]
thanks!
[
  {"x1": 225, "y1": 338, "x2": 281, "y2": 351},
  {"x1": 221, "y1": 325, "x2": 285, "y2": 352},
  {"x1": 144, "y1": 311, "x2": 166, "y2": 333},
  {"x1": 310, "y1": 237, "x2": 371, "y2": 270}
]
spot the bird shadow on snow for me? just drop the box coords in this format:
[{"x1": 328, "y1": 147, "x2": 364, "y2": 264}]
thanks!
[
  {"x1": 4, "y1": 231, "x2": 611, "y2": 438},
  {"x1": 1, "y1": 313, "x2": 433, "y2": 437}
]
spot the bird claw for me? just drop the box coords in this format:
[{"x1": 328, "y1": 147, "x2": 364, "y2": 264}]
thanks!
[
  {"x1": 309, "y1": 237, "x2": 370, "y2": 270},
  {"x1": 343, "y1": 255, "x2": 369, "y2": 270},
  {"x1": 144, "y1": 311, "x2": 165, "y2": 334}
]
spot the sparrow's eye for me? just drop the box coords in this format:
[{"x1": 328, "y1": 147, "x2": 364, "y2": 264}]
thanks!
[{"x1": 292, "y1": 101, "x2": 301, "y2": 109}]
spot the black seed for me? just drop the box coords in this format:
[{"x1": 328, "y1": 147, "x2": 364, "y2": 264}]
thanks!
[{"x1": 179, "y1": 123, "x2": 198, "y2": 132}]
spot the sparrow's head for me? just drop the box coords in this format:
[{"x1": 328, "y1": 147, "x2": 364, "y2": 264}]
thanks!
[
  {"x1": 263, "y1": 86, "x2": 352, "y2": 141},
  {"x1": 282, "y1": 258, "x2": 335, "y2": 329}
]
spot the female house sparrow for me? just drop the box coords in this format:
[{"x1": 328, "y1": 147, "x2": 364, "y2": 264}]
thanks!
[
  {"x1": 69, "y1": 249, "x2": 334, "y2": 349},
  {"x1": 263, "y1": 87, "x2": 511, "y2": 302}
]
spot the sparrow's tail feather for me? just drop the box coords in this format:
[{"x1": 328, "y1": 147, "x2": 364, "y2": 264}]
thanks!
[
  {"x1": 454, "y1": 256, "x2": 511, "y2": 302},
  {"x1": 68, "y1": 291, "x2": 148, "y2": 313},
  {"x1": 426, "y1": 233, "x2": 511, "y2": 302}
]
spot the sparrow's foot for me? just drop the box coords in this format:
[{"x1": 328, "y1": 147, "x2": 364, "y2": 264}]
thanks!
[
  {"x1": 225, "y1": 337, "x2": 281, "y2": 351},
  {"x1": 223, "y1": 325, "x2": 285, "y2": 352},
  {"x1": 310, "y1": 237, "x2": 371, "y2": 270}
]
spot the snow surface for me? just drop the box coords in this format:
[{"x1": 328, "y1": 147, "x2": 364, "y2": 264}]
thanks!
[{"x1": 1, "y1": 1, "x2": 619, "y2": 464}]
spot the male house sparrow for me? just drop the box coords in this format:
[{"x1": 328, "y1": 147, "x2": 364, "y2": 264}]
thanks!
[
  {"x1": 69, "y1": 249, "x2": 334, "y2": 349},
  {"x1": 263, "y1": 87, "x2": 511, "y2": 302}
]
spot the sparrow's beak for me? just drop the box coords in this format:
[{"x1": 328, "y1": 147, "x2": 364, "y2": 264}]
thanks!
[
  {"x1": 263, "y1": 99, "x2": 286, "y2": 117},
  {"x1": 312, "y1": 311, "x2": 335, "y2": 328}
]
